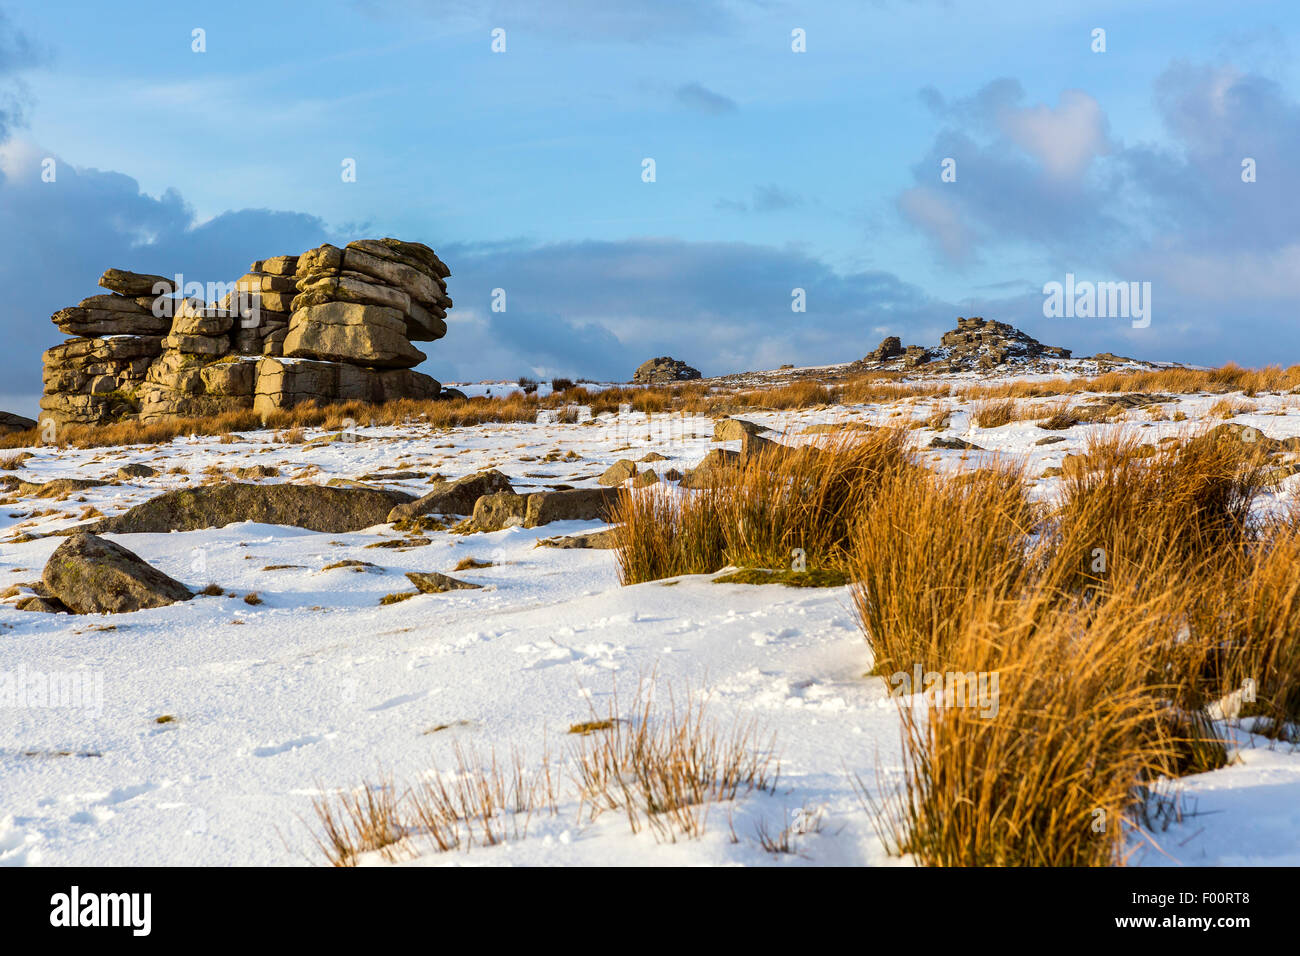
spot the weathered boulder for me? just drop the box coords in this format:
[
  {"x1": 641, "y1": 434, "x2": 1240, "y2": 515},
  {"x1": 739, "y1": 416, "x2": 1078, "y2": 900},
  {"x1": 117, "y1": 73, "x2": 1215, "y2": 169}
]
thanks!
[
  {"x1": 598, "y1": 460, "x2": 637, "y2": 486},
  {"x1": 387, "y1": 469, "x2": 514, "y2": 522},
  {"x1": 43, "y1": 533, "x2": 192, "y2": 615},
  {"x1": 633, "y1": 356, "x2": 701, "y2": 384},
  {"x1": 406, "y1": 571, "x2": 482, "y2": 593},
  {"x1": 462, "y1": 491, "x2": 530, "y2": 532},
  {"x1": 92, "y1": 483, "x2": 416, "y2": 534},
  {"x1": 680, "y1": 448, "x2": 741, "y2": 488},
  {"x1": 538, "y1": 527, "x2": 621, "y2": 549},
  {"x1": 98, "y1": 269, "x2": 176, "y2": 297},
  {"x1": 713, "y1": 418, "x2": 767, "y2": 442},
  {"x1": 283, "y1": 302, "x2": 427, "y2": 368},
  {"x1": 524, "y1": 487, "x2": 621, "y2": 527},
  {"x1": 52, "y1": 295, "x2": 172, "y2": 337}
]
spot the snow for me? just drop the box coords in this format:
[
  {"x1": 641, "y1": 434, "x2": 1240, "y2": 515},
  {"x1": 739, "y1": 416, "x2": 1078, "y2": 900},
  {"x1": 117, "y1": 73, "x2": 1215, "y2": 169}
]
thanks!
[{"x1": 1, "y1": 381, "x2": 1298, "y2": 866}]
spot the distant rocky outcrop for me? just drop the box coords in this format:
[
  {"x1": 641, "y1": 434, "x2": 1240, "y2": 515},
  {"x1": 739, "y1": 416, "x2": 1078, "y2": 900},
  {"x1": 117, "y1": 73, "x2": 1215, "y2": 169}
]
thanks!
[
  {"x1": 40, "y1": 238, "x2": 452, "y2": 426},
  {"x1": 0, "y1": 411, "x2": 37, "y2": 435},
  {"x1": 633, "y1": 356, "x2": 701, "y2": 384},
  {"x1": 857, "y1": 317, "x2": 1071, "y2": 373}
]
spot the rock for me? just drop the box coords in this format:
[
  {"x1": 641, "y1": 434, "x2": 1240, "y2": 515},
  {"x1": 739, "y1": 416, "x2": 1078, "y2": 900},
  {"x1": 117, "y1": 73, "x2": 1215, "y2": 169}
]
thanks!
[
  {"x1": 253, "y1": 358, "x2": 439, "y2": 415},
  {"x1": 170, "y1": 311, "x2": 234, "y2": 336},
  {"x1": 386, "y1": 469, "x2": 514, "y2": 522},
  {"x1": 598, "y1": 459, "x2": 637, "y2": 486},
  {"x1": 928, "y1": 436, "x2": 984, "y2": 450},
  {"x1": 406, "y1": 571, "x2": 482, "y2": 593},
  {"x1": 292, "y1": 274, "x2": 411, "y2": 315},
  {"x1": 524, "y1": 487, "x2": 621, "y2": 527},
  {"x1": 1035, "y1": 435, "x2": 1068, "y2": 446},
  {"x1": 283, "y1": 302, "x2": 427, "y2": 368},
  {"x1": 633, "y1": 356, "x2": 702, "y2": 384},
  {"x1": 259, "y1": 255, "x2": 300, "y2": 277},
  {"x1": 632, "y1": 470, "x2": 659, "y2": 488},
  {"x1": 639, "y1": 452, "x2": 668, "y2": 462},
  {"x1": 680, "y1": 448, "x2": 742, "y2": 488},
  {"x1": 43, "y1": 533, "x2": 192, "y2": 614},
  {"x1": 461, "y1": 491, "x2": 530, "y2": 532},
  {"x1": 0, "y1": 411, "x2": 37, "y2": 434},
  {"x1": 346, "y1": 238, "x2": 451, "y2": 280},
  {"x1": 98, "y1": 269, "x2": 176, "y2": 297},
  {"x1": 538, "y1": 527, "x2": 621, "y2": 549},
  {"x1": 713, "y1": 418, "x2": 767, "y2": 441},
  {"x1": 93, "y1": 483, "x2": 416, "y2": 534},
  {"x1": 17, "y1": 595, "x2": 69, "y2": 613},
  {"x1": 52, "y1": 299, "x2": 172, "y2": 337},
  {"x1": 439, "y1": 387, "x2": 468, "y2": 401},
  {"x1": 116, "y1": 463, "x2": 158, "y2": 479},
  {"x1": 864, "y1": 336, "x2": 903, "y2": 362},
  {"x1": 162, "y1": 332, "x2": 231, "y2": 356}
]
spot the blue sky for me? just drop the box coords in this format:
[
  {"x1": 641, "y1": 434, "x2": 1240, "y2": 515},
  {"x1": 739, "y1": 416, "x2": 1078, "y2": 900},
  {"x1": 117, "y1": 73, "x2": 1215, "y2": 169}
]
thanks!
[{"x1": 1, "y1": 0, "x2": 1298, "y2": 409}]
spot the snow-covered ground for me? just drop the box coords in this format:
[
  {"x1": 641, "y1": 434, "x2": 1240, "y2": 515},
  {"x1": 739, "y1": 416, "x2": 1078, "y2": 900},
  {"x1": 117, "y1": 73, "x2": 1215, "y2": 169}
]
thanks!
[{"x1": 2, "y1": 381, "x2": 1298, "y2": 866}]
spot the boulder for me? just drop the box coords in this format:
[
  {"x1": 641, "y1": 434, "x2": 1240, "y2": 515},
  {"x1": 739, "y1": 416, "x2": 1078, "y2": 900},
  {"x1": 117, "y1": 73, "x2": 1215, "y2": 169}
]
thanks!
[
  {"x1": 680, "y1": 448, "x2": 741, "y2": 488},
  {"x1": 387, "y1": 469, "x2": 514, "y2": 522},
  {"x1": 283, "y1": 302, "x2": 427, "y2": 368},
  {"x1": 633, "y1": 356, "x2": 702, "y2": 384},
  {"x1": 43, "y1": 533, "x2": 192, "y2": 615},
  {"x1": 524, "y1": 487, "x2": 621, "y2": 527},
  {"x1": 713, "y1": 418, "x2": 767, "y2": 441},
  {"x1": 92, "y1": 483, "x2": 416, "y2": 534},
  {"x1": 116, "y1": 463, "x2": 158, "y2": 479},
  {"x1": 463, "y1": 491, "x2": 529, "y2": 532},
  {"x1": 406, "y1": 571, "x2": 482, "y2": 593},
  {"x1": 537, "y1": 527, "x2": 621, "y2": 550},
  {"x1": 598, "y1": 460, "x2": 637, "y2": 486},
  {"x1": 98, "y1": 269, "x2": 176, "y2": 297}
]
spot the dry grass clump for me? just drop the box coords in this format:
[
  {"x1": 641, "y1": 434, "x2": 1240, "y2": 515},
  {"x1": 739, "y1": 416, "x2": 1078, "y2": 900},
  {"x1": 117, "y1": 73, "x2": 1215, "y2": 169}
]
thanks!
[
  {"x1": 310, "y1": 775, "x2": 407, "y2": 867},
  {"x1": 571, "y1": 681, "x2": 779, "y2": 842},
  {"x1": 409, "y1": 742, "x2": 559, "y2": 851},
  {"x1": 306, "y1": 677, "x2": 776, "y2": 862},
  {"x1": 851, "y1": 462, "x2": 1037, "y2": 676},
  {"x1": 970, "y1": 399, "x2": 1019, "y2": 429},
  {"x1": 1207, "y1": 396, "x2": 1258, "y2": 419},
  {"x1": 611, "y1": 428, "x2": 912, "y2": 584},
  {"x1": 861, "y1": 587, "x2": 1213, "y2": 867},
  {"x1": 1039, "y1": 431, "x2": 1268, "y2": 598}
]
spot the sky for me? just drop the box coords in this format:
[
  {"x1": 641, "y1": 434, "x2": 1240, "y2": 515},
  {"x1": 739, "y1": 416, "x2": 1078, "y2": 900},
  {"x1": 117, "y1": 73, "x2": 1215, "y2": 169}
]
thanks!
[{"x1": 1, "y1": 0, "x2": 1299, "y2": 409}]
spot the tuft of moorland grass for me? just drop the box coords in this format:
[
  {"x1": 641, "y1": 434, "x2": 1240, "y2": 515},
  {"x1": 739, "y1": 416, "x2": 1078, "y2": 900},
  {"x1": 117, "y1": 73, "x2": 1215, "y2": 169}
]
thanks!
[
  {"x1": 310, "y1": 775, "x2": 407, "y2": 867},
  {"x1": 1037, "y1": 430, "x2": 1268, "y2": 599},
  {"x1": 570, "y1": 679, "x2": 779, "y2": 842},
  {"x1": 611, "y1": 428, "x2": 912, "y2": 585},
  {"x1": 850, "y1": 461, "x2": 1037, "y2": 676},
  {"x1": 860, "y1": 586, "x2": 1218, "y2": 867}
]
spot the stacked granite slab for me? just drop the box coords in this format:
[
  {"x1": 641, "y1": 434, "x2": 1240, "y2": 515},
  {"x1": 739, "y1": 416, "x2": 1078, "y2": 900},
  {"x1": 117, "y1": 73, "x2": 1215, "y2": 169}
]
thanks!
[
  {"x1": 138, "y1": 295, "x2": 261, "y2": 423},
  {"x1": 40, "y1": 271, "x2": 175, "y2": 424},
  {"x1": 228, "y1": 255, "x2": 297, "y2": 357},
  {"x1": 255, "y1": 238, "x2": 449, "y2": 416}
]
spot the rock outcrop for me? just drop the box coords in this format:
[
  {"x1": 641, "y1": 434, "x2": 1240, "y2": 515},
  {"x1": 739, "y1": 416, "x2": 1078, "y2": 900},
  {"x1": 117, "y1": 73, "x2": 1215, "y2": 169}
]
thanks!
[
  {"x1": 0, "y1": 411, "x2": 37, "y2": 435},
  {"x1": 40, "y1": 238, "x2": 452, "y2": 426},
  {"x1": 633, "y1": 356, "x2": 701, "y2": 384},
  {"x1": 857, "y1": 317, "x2": 1071, "y2": 373}
]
